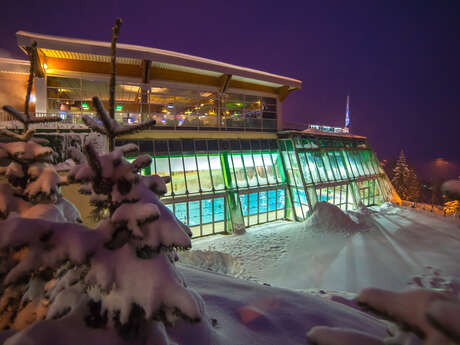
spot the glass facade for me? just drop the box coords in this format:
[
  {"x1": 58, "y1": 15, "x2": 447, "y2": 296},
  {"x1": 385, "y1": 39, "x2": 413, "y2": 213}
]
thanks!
[
  {"x1": 121, "y1": 138, "x2": 287, "y2": 238},
  {"x1": 45, "y1": 75, "x2": 277, "y2": 131},
  {"x1": 119, "y1": 133, "x2": 392, "y2": 237},
  {"x1": 279, "y1": 134, "x2": 392, "y2": 220}
]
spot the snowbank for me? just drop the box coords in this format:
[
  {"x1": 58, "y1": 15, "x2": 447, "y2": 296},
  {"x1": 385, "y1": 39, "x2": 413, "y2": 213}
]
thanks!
[
  {"x1": 179, "y1": 250, "x2": 243, "y2": 276},
  {"x1": 188, "y1": 204, "x2": 460, "y2": 294},
  {"x1": 304, "y1": 202, "x2": 360, "y2": 234}
]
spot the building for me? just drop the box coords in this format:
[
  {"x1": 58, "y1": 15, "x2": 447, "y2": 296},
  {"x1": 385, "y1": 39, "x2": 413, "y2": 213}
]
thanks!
[{"x1": 0, "y1": 31, "x2": 397, "y2": 237}]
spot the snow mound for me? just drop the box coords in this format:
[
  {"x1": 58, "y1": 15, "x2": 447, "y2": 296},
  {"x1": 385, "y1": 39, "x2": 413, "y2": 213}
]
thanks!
[
  {"x1": 179, "y1": 250, "x2": 243, "y2": 277},
  {"x1": 304, "y1": 202, "x2": 360, "y2": 233},
  {"x1": 442, "y1": 179, "x2": 460, "y2": 199}
]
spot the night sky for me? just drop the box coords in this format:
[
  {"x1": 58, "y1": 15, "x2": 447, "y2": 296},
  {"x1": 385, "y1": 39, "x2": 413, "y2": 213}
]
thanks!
[{"x1": 1, "y1": 1, "x2": 459, "y2": 178}]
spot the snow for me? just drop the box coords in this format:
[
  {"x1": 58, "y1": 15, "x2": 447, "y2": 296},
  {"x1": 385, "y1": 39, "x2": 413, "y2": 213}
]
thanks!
[
  {"x1": 184, "y1": 204, "x2": 460, "y2": 294},
  {"x1": 86, "y1": 244, "x2": 202, "y2": 324},
  {"x1": 306, "y1": 326, "x2": 385, "y2": 345},
  {"x1": 0, "y1": 141, "x2": 52, "y2": 162},
  {"x1": 357, "y1": 288, "x2": 455, "y2": 342},
  {"x1": 425, "y1": 299, "x2": 460, "y2": 343},
  {"x1": 304, "y1": 202, "x2": 360, "y2": 233},
  {"x1": 111, "y1": 202, "x2": 160, "y2": 237},
  {"x1": 0, "y1": 217, "x2": 105, "y2": 284},
  {"x1": 442, "y1": 179, "x2": 460, "y2": 199}
]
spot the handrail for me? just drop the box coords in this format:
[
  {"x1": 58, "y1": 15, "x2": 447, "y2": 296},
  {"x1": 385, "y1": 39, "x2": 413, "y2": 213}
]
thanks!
[{"x1": 0, "y1": 111, "x2": 277, "y2": 132}]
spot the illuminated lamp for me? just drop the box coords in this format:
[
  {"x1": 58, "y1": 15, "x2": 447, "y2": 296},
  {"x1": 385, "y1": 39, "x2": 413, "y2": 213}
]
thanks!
[
  {"x1": 81, "y1": 103, "x2": 89, "y2": 110},
  {"x1": 116, "y1": 104, "x2": 123, "y2": 111},
  {"x1": 30, "y1": 94, "x2": 36, "y2": 103}
]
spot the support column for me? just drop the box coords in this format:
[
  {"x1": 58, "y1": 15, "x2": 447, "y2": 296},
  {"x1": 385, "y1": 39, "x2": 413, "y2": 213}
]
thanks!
[
  {"x1": 221, "y1": 152, "x2": 245, "y2": 234},
  {"x1": 340, "y1": 150, "x2": 363, "y2": 208},
  {"x1": 140, "y1": 84, "x2": 149, "y2": 122},
  {"x1": 306, "y1": 186, "x2": 319, "y2": 210},
  {"x1": 349, "y1": 181, "x2": 363, "y2": 208},
  {"x1": 34, "y1": 77, "x2": 47, "y2": 114}
]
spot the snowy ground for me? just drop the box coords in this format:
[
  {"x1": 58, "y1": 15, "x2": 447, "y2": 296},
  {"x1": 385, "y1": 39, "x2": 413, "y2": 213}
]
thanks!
[{"x1": 180, "y1": 203, "x2": 460, "y2": 295}]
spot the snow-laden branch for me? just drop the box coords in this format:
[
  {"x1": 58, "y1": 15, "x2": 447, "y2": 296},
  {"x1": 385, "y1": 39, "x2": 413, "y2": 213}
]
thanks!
[
  {"x1": 0, "y1": 217, "x2": 105, "y2": 284},
  {"x1": 3, "y1": 105, "x2": 61, "y2": 131},
  {"x1": 83, "y1": 96, "x2": 155, "y2": 152}
]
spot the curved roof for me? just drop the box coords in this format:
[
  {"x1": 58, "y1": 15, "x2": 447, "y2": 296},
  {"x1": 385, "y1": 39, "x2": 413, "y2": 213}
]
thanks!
[{"x1": 16, "y1": 31, "x2": 301, "y2": 90}]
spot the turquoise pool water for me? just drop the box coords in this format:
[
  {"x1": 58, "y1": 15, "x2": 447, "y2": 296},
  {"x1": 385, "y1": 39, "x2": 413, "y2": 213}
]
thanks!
[{"x1": 166, "y1": 189, "x2": 285, "y2": 226}]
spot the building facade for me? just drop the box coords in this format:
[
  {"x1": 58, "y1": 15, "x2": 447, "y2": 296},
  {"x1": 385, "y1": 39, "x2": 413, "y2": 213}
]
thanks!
[{"x1": 0, "y1": 31, "x2": 396, "y2": 237}]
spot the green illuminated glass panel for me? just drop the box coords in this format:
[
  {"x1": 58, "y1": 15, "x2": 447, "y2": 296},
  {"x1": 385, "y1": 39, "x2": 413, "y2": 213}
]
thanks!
[
  {"x1": 271, "y1": 153, "x2": 283, "y2": 183},
  {"x1": 282, "y1": 151, "x2": 295, "y2": 185},
  {"x1": 298, "y1": 152, "x2": 313, "y2": 184},
  {"x1": 230, "y1": 154, "x2": 248, "y2": 188},
  {"x1": 170, "y1": 157, "x2": 186, "y2": 195},
  {"x1": 327, "y1": 151, "x2": 342, "y2": 180},
  {"x1": 321, "y1": 152, "x2": 336, "y2": 181},
  {"x1": 313, "y1": 152, "x2": 327, "y2": 182},
  {"x1": 334, "y1": 152, "x2": 348, "y2": 178},
  {"x1": 209, "y1": 155, "x2": 225, "y2": 190},
  {"x1": 154, "y1": 157, "x2": 171, "y2": 196},
  {"x1": 243, "y1": 154, "x2": 258, "y2": 187},
  {"x1": 183, "y1": 156, "x2": 199, "y2": 194},
  {"x1": 253, "y1": 154, "x2": 268, "y2": 186},
  {"x1": 196, "y1": 156, "x2": 212, "y2": 192},
  {"x1": 353, "y1": 151, "x2": 365, "y2": 176},
  {"x1": 306, "y1": 152, "x2": 320, "y2": 183},
  {"x1": 359, "y1": 151, "x2": 371, "y2": 175},
  {"x1": 345, "y1": 151, "x2": 359, "y2": 177},
  {"x1": 263, "y1": 153, "x2": 277, "y2": 184}
]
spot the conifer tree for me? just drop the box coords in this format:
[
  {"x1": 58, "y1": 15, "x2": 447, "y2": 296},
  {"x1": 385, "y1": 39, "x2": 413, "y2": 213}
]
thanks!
[
  {"x1": 407, "y1": 168, "x2": 422, "y2": 202},
  {"x1": 391, "y1": 150, "x2": 410, "y2": 200},
  {"x1": 0, "y1": 19, "x2": 214, "y2": 344}
]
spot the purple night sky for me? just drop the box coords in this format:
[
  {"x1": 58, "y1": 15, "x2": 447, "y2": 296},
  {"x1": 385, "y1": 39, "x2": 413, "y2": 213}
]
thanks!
[{"x1": 1, "y1": 1, "x2": 459, "y2": 178}]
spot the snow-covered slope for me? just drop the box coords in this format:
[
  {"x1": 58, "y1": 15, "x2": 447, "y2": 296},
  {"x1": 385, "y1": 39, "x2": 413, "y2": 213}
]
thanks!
[
  {"x1": 183, "y1": 203, "x2": 460, "y2": 294},
  {"x1": 169, "y1": 265, "x2": 388, "y2": 345}
]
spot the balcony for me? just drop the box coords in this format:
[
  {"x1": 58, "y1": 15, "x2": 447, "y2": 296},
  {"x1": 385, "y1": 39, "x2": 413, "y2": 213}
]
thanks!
[{"x1": 0, "y1": 111, "x2": 277, "y2": 132}]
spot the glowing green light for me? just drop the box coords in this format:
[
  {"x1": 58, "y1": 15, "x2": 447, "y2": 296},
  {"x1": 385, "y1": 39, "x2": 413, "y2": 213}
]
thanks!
[
  {"x1": 116, "y1": 104, "x2": 123, "y2": 111},
  {"x1": 81, "y1": 103, "x2": 89, "y2": 110}
]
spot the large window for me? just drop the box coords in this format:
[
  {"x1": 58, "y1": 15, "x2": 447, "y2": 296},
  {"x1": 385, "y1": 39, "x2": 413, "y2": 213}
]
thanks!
[
  {"x1": 46, "y1": 75, "x2": 277, "y2": 130},
  {"x1": 239, "y1": 188, "x2": 285, "y2": 226},
  {"x1": 165, "y1": 196, "x2": 227, "y2": 238}
]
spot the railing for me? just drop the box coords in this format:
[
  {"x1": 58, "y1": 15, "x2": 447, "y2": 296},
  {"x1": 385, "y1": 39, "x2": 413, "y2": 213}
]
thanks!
[
  {"x1": 0, "y1": 111, "x2": 277, "y2": 132},
  {"x1": 400, "y1": 200, "x2": 459, "y2": 218}
]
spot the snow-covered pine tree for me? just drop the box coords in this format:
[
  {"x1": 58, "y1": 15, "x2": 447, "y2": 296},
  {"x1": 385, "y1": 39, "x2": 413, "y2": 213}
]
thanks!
[
  {"x1": 0, "y1": 18, "x2": 213, "y2": 345},
  {"x1": 407, "y1": 168, "x2": 422, "y2": 202},
  {"x1": 391, "y1": 150, "x2": 410, "y2": 200},
  {"x1": 0, "y1": 41, "x2": 82, "y2": 331},
  {"x1": 307, "y1": 288, "x2": 460, "y2": 345}
]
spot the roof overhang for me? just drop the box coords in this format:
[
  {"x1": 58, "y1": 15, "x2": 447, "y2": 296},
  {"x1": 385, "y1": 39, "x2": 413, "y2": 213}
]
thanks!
[{"x1": 17, "y1": 31, "x2": 302, "y2": 95}]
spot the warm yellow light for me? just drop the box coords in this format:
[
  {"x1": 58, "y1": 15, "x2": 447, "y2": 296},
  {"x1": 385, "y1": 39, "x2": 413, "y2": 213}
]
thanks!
[
  {"x1": 43, "y1": 63, "x2": 48, "y2": 71},
  {"x1": 200, "y1": 92, "x2": 212, "y2": 97},
  {"x1": 151, "y1": 87, "x2": 168, "y2": 93}
]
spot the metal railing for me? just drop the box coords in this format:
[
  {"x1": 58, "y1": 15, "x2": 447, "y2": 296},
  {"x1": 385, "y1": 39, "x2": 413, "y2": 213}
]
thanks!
[{"x1": 0, "y1": 111, "x2": 278, "y2": 132}]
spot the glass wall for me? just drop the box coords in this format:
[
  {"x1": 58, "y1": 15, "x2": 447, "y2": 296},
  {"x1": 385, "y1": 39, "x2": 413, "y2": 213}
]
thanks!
[
  {"x1": 46, "y1": 75, "x2": 277, "y2": 130},
  {"x1": 239, "y1": 189, "x2": 285, "y2": 226},
  {"x1": 280, "y1": 135, "x2": 390, "y2": 219},
  {"x1": 357, "y1": 179, "x2": 384, "y2": 206},
  {"x1": 121, "y1": 134, "x2": 390, "y2": 235},
  {"x1": 122, "y1": 138, "x2": 287, "y2": 237}
]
